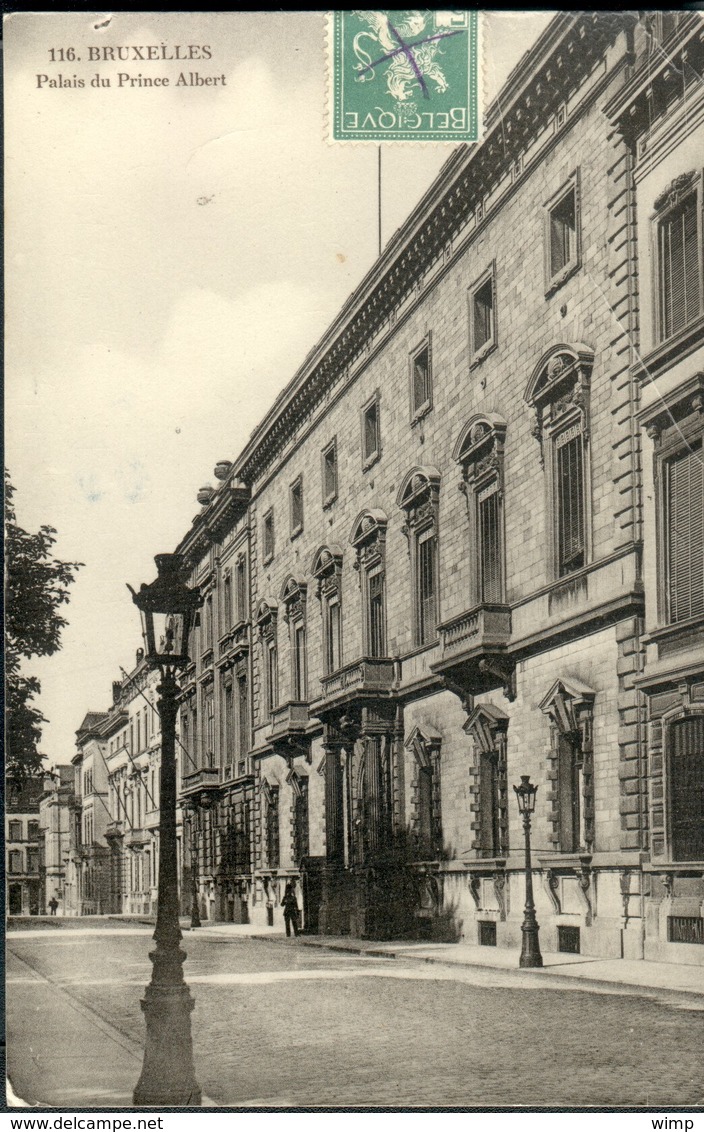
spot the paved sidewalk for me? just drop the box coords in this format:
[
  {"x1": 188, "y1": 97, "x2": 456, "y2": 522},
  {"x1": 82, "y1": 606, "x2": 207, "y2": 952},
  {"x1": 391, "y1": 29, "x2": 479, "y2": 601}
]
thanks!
[{"x1": 189, "y1": 921, "x2": 704, "y2": 999}]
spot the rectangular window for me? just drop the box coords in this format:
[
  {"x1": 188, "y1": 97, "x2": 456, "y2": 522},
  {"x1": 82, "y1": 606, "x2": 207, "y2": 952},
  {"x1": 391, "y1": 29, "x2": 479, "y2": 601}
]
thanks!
[
  {"x1": 9, "y1": 850, "x2": 22, "y2": 873},
  {"x1": 322, "y1": 439, "x2": 338, "y2": 504},
  {"x1": 326, "y1": 598, "x2": 342, "y2": 674},
  {"x1": 205, "y1": 693, "x2": 215, "y2": 766},
  {"x1": 266, "y1": 786, "x2": 280, "y2": 869},
  {"x1": 223, "y1": 681, "x2": 234, "y2": 759},
  {"x1": 658, "y1": 191, "x2": 701, "y2": 342},
  {"x1": 204, "y1": 595, "x2": 213, "y2": 651},
  {"x1": 557, "y1": 733, "x2": 583, "y2": 854},
  {"x1": 418, "y1": 765, "x2": 434, "y2": 857},
  {"x1": 237, "y1": 673, "x2": 249, "y2": 759},
  {"x1": 558, "y1": 925, "x2": 581, "y2": 954},
  {"x1": 410, "y1": 340, "x2": 432, "y2": 418},
  {"x1": 417, "y1": 531, "x2": 437, "y2": 646},
  {"x1": 27, "y1": 821, "x2": 40, "y2": 841},
  {"x1": 556, "y1": 428, "x2": 586, "y2": 576},
  {"x1": 236, "y1": 558, "x2": 247, "y2": 623},
  {"x1": 263, "y1": 509, "x2": 275, "y2": 563},
  {"x1": 478, "y1": 483, "x2": 502, "y2": 602},
  {"x1": 290, "y1": 476, "x2": 304, "y2": 537},
  {"x1": 478, "y1": 920, "x2": 497, "y2": 946},
  {"x1": 8, "y1": 821, "x2": 22, "y2": 842},
  {"x1": 669, "y1": 717, "x2": 704, "y2": 862},
  {"x1": 223, "y1": 571, "x2": 232, "y2": 631},
  {"x1": 549, "y1": 187, "x2": 577, "y2": 278},
  {"x1": 665, "y1": 442, "x2": 704, "y2": 623},
  {"x1": 294, "y1": 623, "x2": 307, "y2": 701},
  {"x1": 470, "y1": 270, "x2": 495, "y2": 360},
  {"x1": 368, "y1": 570, "x2": 386, "y2": 658},
  {"x1": 293, "y1": 777, "x2": 310, "y2": 864},
  {"x1": 362, "y1": 394, "x2": 380, "y2": 466},
  {"x1": 266, "y1": 642, "x2": 278, "y2": 713}
]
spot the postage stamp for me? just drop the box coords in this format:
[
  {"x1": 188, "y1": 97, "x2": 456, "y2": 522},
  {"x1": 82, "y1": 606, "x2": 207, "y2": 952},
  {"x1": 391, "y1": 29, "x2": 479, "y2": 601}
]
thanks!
[{"x1": 329, "y1": 9, "x2": 480, "y2": 143}]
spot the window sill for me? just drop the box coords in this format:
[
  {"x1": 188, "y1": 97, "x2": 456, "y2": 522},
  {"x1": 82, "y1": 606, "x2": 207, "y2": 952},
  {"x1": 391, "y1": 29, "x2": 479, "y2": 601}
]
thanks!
[
  {"x1": 469, "y1": 339, "x2": 497, "y2": 370},
  {"x1": 289, "y1": 525, "x2": 304, "y2": 543},
  {"x1": 362, "y1": 450, "x2": 381, "y2": 473},
  {"x1": 322, "y1": 492, "x2": 337, "y2": 511},
  {"x1": 545, "y1": 259, "x2": 580, "y2": 298},
  {"x1": 411, "y1": 401, "x2": 432, "y2": 427},
  {"x1": 262, "y1": 553, "x2": 274, "y2": 567},
  {"x1": 644, "y1": 612, "x2": 704, "y2": 643},
  {"x1": 633, "y1": 313, "x2": 704, "y2": 384}
]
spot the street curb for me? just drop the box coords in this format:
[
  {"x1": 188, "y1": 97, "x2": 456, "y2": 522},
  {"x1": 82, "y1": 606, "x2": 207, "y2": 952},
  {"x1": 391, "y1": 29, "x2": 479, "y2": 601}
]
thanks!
[{"x1": 247, "y1": 932, "x2": 704, "y2": 1003}]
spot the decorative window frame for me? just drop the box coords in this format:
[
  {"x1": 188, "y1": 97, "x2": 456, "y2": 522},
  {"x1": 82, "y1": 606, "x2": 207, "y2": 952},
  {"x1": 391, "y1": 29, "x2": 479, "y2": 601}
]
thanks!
[
  {"x1": 311, "y1": 544, "x2": 344, "y2": 676},
  {"x1": 361, "y1": 390, "x2": 382, "y2": 471},
  {"x1": 280, "y1": 574, "x2": 308, "y2": 702},
  {"x1": 454, "y1": 413, "x2": 507, "y2": 606},
  {"x1": 262, "y1": 508, "x2": 275, "y2": 565},
  {"x1": 653, "y1": 699, "x2": 704, "y2": 864},
  {"x1": 544, "y1": 169, "x2": 581, "y2": 296},
  {"x1": 651, "y1": 170, "x2": 703, "y2": 348},
  {"x1": 289, "y1": 474, "x2": 304, "y2": 541},
  {"x1": 288, "y1": 768, "x2": 310, "y2": 864},
  {"x1": 397, "y1": 466, "x2": 442, "y2": 648},
  {"x1": 350, "y1": 509, "x2": 388, "y2": 658},
  {"x1": 256, "y1": 599, "x2": 279, "y2": 717},
  {"x1": 409, "y1": 333, "x2": 433, "y2": 424},
  {"x1": 262, "y1": 779, "x2": 280, "y2": 870},
  {"x1": 464, "y1": 703, "x2": 509, "y2": 859},
  {"x1": 405, "y1": 723, "x2": 442, "y2": 859},
  {"x1": 234, "y1": 552, "x2": 248, "y2": 626},
  {"x1": 638, "y1": 372, "x2": 704, "y2": 631},
  {"x1": 539, "y1": 677, "x2": 596, "y2": 854},
  {"x1": 321, "y1": 437, "x2": 338, "y2": 508},
  {"x1": 468, "y1": 261, "x2": 497, "y2": 367},
  {"x1": 525, "y1": 343, "x2": 595, "y2": 580}
]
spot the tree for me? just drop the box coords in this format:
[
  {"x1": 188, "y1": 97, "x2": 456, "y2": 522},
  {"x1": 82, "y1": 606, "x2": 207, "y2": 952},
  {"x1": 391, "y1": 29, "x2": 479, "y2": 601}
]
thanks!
[{"x1": 5, "y1": 470, "x2": 83, "y2": 782}]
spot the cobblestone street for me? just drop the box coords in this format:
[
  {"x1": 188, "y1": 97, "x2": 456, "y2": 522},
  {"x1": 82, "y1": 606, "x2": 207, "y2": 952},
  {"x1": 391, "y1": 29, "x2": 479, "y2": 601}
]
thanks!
[{"x1": 7, "y1": 921, "x2": 704, "y2": 1109}]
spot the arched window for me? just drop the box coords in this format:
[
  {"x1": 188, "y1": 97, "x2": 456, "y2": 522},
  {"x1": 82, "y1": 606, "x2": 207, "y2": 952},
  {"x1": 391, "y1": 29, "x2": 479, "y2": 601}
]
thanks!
[
  {"x1": 256, "y1": 600, "x2": 279, "y2": 716},
  {"x1": 525, "y1": 343, "x2": 594, "y2": 579},
  {"x1": 311, "y1": 545, "x2": 344, "y2": 675},
  {"x1": 281, "y1": 575, "x2": 308, "y2": 702},
  {"x1": 397, "y1": 467, "x2": 441, "y2": 647},
  {"x1": 454, "y1": 414, "x2": 507, "y2": 605},
  {"x1": 350, "y1": 510, "x2": 388, "y2": 658}
]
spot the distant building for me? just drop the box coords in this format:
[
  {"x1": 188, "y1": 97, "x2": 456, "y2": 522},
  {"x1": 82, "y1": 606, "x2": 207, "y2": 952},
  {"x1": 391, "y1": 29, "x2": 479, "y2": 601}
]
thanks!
[
  {"x1": 6, "y1": 778, "x2": 43, "y2": 916},
  {"x1": 38, "y1": 765, "x2": 75, "y2": 914}
]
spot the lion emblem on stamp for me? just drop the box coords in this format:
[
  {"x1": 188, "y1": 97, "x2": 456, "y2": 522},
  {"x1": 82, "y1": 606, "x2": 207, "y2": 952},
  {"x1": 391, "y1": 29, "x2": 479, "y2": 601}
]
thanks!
[{"x1": 330, "y1": 10, "x2": 479, "y2": 143}]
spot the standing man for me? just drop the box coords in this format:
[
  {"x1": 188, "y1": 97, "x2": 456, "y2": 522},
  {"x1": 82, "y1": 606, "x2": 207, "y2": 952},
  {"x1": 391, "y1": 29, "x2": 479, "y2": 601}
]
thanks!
[{"x1": 282, "y1": 881, "x2": 300, "y2": 937}]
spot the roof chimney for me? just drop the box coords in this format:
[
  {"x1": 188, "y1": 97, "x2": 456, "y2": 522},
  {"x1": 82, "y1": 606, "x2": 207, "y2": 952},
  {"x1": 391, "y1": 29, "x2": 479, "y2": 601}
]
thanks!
[{"x1": 112, "y1": 681, "x2": 122, "y2": 704}]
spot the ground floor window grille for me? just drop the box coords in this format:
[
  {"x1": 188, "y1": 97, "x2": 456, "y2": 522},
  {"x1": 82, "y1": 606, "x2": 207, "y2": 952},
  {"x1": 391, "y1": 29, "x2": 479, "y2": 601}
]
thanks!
[
  {"x1": 478, "y1": 920, "x2": 497, "y2": 947},
  {"x1": 557, "y1": 925, "x2": 580, "y2": 953},
  {"x1": 668, "y1": 916, "x2": 704, "y2": 944}
]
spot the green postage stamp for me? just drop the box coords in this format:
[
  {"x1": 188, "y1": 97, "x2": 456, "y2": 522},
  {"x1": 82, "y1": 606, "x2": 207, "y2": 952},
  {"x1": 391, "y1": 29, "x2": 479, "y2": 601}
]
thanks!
[{"x1": 329, "y1": 10, "x2": 479, "y2": 143}]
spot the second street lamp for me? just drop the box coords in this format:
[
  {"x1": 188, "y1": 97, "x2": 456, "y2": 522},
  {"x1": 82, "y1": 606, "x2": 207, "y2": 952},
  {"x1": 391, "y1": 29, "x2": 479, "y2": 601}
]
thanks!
[
  {"x1": 513, "y1": 775, "x2": 543, "y2": 969},
  {"x1": 128, "y1": 553, "x2": 203, "y2": 1107}
]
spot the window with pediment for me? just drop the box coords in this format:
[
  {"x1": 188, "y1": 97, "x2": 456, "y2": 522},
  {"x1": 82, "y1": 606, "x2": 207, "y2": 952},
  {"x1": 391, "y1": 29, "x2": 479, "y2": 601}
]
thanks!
[
  {"x1": 351, "y1": 510, "x2": 388, "y2": 658},
  {"x1": 455, "y1": 414, "x2": 507, "y2": 606},
  {"x1": 540, "y1": 677, "x2": 595, "y2": 853},
  {"x1": 289, "y1": 770, "x2": 310, "y2": 864},
  {"x1": 464, "y1": 704, "x2": 508, "y2": 857},
  {"x1": 256, "y1": 600, "x2": 279, "y2": 716},
  {"x1": 653, "y1": 171, "x2": 703, "y2": 345},
  {"x1": 312, "y1": 545, "x2": 344, "y2": 675},
  {"x1": 398, "y1": 467, "x2": 441, "y2": 647},
  {"x1": 281, "y1": 575, "x2": 308, "y2": 702},
  {"x1": 263, "y1": 781, "x2": 280, "y2": 869},
  {"x1": 640, "y1": 376, "x2": 704, "y2": 632},
  {"x1": 405, "y1": 724, "x2": 442, "y2": 858},
  {"x1": 526, "y1": 344, "x2": 594, "y2": 580}
]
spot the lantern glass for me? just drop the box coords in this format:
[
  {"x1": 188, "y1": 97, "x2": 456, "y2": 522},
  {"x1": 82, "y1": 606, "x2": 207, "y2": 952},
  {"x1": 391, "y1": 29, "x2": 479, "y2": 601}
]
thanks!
[
  {"x1": 130, "y1": 553, "x2": 201, "y2": 668},
  {"x1": 514, "y1": 775, "x2": 538, "y2": 815}
]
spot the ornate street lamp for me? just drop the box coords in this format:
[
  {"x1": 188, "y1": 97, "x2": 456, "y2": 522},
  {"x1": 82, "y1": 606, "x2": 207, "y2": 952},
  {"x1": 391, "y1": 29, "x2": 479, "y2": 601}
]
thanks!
[
  {"x1": 513, "y1": 775, "x2": 543, "y2": 968},
  {"x1": 128, "y1": 553, "x2": 202, "y2": 1106}
]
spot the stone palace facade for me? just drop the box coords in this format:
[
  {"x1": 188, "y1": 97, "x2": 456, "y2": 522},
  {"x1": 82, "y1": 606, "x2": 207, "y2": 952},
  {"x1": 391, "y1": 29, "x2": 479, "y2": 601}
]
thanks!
[{"x1": 73, "y1": 12, "x2": 704, "y2": 965}]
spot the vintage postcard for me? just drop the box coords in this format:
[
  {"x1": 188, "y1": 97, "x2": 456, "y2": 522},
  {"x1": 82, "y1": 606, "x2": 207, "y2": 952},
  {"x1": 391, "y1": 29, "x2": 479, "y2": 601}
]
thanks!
[{"x1": 4, "y1": 9, "x2": 704, "y2": 1118}]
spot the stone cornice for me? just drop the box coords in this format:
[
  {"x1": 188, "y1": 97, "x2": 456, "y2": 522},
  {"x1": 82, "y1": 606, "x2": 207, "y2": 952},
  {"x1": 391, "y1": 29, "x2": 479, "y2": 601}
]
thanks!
[
  {"x1": 176, "y1": 482, "x2": 250, "y2": 570},
  {"x1": 227, "y1": 12, "x2": 633, "y2": 488}
]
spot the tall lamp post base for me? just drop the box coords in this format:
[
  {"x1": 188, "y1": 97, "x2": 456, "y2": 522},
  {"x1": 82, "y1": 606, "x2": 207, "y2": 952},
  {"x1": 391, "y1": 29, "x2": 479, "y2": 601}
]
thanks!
[
  {"x1": 133, "y1": 984, "x2": 201, "y2": 1107},
  {"x1": 519, "y1": 918, "x2": 544, "y2": 968}
]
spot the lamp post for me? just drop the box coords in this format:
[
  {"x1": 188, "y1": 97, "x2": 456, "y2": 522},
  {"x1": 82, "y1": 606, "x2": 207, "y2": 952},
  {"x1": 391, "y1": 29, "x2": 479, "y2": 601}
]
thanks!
[
  {"x1": 128, "y1": 553, "x2": 202, "y2": 1106},
  {"x1": 513, "y1": 775, "x2": 543, "y2": 968}
]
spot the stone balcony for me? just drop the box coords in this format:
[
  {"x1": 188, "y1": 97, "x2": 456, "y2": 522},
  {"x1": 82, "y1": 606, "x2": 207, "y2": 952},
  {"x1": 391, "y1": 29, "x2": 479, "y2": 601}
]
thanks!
[
  {"x1": 313, "y1": 657, "x2": 396, "y2": 717},
  {"x1": 180, "y1": 766, "x2": 220, "y2": 802},
  {"x1": 270, "y1": 701, "x2": 309, "y2": 742},
  {"x1": 432, "y1": 604, "x2": 513, "y2": 697}
]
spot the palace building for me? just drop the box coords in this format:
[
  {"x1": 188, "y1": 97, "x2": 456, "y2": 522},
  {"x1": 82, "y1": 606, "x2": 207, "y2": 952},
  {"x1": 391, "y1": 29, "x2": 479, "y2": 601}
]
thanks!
[{"x1": 76, "y1": 12, "x2": 704, "y2": 964}]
